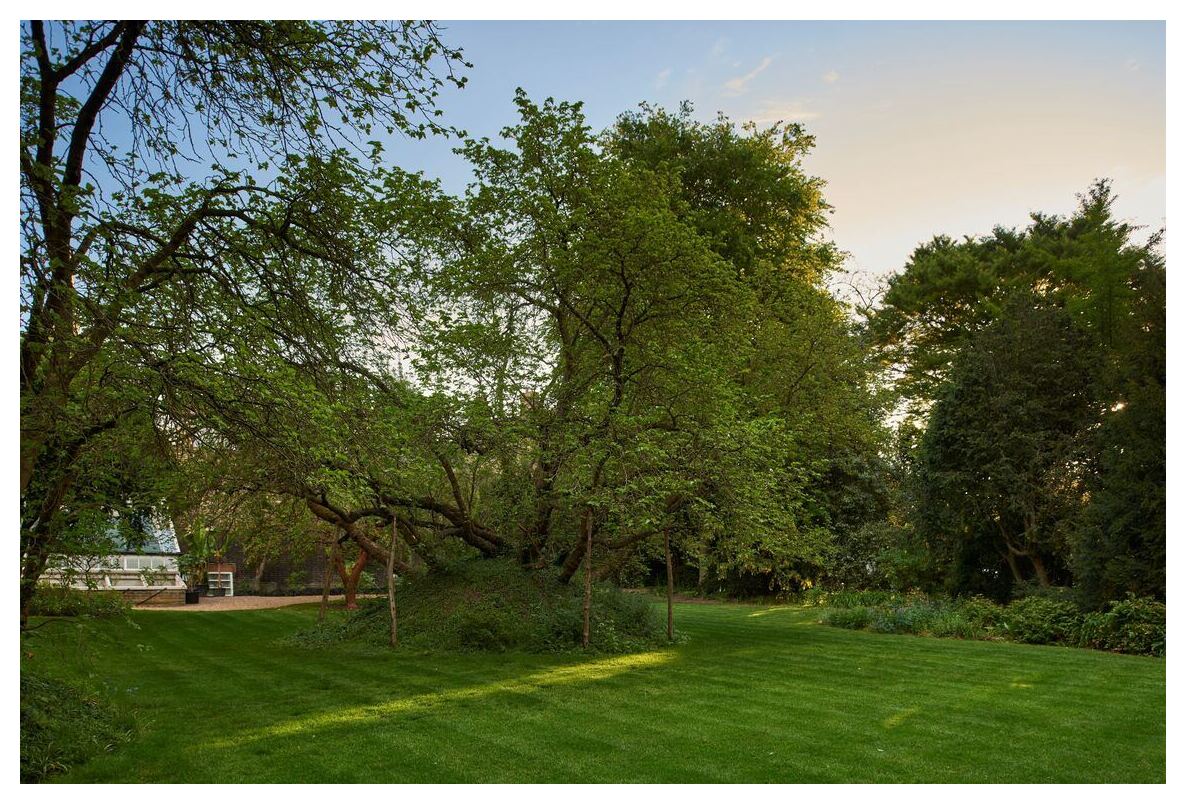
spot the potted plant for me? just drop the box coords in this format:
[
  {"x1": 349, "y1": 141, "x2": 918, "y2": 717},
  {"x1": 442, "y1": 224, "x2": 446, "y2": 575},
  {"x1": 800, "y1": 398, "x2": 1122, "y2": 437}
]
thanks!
[
  {"x1": 178, "y1": 523, "x2": 228, "y2": 603},
  {"x1": 177, "y1": 550, "x2": 206, "y2": 604}
]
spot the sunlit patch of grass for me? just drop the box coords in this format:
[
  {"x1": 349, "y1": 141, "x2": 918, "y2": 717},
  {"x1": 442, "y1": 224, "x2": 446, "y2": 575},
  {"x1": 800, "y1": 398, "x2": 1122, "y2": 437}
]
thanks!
[
  {"x1": 208, "y1": 650, "x2": 674, "y2": 749},
  {"x1": 746, "y1": 606, "x2": 800, "y2": 618},
  {"x1": 881, "y1": 707, "x2": 920, "y2": 729}
]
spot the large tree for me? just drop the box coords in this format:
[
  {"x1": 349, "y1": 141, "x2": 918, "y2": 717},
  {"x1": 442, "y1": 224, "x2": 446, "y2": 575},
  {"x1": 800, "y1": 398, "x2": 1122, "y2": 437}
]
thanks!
[
  {"x1": 870, "y1": 182, "x2": 1165, "y2": 601},
  {"x1": 914, "y1": 297, "x2": 1099, "y2": 593},
  {"x1": 19, "y1": 20, "x2": 467, "y2": 622},
  {"x1": 191, "y1": 95, "x2": 879, "y2": 599}
]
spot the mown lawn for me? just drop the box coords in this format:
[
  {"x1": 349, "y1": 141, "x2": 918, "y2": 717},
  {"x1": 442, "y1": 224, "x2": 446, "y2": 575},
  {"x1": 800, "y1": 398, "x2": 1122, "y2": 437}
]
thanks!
[{"x1": 21, "y1": 600, "x2": 1165, "y2": 783}]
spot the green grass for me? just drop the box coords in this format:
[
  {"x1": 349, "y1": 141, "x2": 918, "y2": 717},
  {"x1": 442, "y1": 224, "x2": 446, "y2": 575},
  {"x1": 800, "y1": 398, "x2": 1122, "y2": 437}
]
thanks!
[{"x1": 21, "y1": 600, "x2": 1165, "y2": 783}]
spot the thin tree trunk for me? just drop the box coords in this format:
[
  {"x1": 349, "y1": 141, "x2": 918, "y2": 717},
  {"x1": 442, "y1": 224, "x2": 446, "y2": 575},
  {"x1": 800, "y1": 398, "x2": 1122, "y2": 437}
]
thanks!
[
  {"x1": 1030, "y1": 553, "x2": 1052, "y2": 588},
  {"x1": 664, "y1": 527, "x2": 674, "y2": 641},
  {"x1": 1001, "y1": 550, "x2": 1024, "y2": 585},
  {"x1": 319, "y1": 545, "x2": 332, "y2": 623},
  {"x1": 582, "y1": 509, "x2": 593, "y2": 649},
  {"x1": 387, "y1": 518, "x2": 399, "y2": 648},
  {"x1": 254, "y1": 557, "x2": 268, "y2": 594},
  {"x1": 19, "y1": 541, "x2": 51, "y2": 629}
]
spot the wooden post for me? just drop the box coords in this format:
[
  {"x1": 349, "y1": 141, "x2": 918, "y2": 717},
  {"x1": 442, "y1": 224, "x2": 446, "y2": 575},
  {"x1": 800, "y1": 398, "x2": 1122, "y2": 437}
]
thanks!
[
  {"x1": 664, "y1": 527, "x2": 674, "y2": 641},
  {"x1": 318, "y1": 542, "x2": 332, "y2": 623},
  {"x1": 582, "y1": 508, "x2": 593, "y2": 649},
  {"x1": 387, "y1": 517, "x2": 399, "y2": 648}
]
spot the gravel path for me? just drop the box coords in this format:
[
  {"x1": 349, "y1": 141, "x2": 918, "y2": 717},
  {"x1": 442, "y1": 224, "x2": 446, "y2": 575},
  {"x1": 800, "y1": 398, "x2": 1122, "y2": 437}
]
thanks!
[{"x1": 141, "y1": 594, "x2": 369, "y2": 612}]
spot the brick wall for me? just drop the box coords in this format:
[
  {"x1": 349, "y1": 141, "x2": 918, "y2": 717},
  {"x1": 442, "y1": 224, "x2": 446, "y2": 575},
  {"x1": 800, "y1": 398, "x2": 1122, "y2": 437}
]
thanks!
[
  {"x1": 116, "y1": 588, "x2": 187, "y2": 606},
  {"x1": 222, "y1": 543, "x2": 348, "y2": 595}
]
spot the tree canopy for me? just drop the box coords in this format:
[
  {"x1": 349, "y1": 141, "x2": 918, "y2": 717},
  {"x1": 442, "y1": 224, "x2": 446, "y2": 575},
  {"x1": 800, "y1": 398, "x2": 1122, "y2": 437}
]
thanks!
[
  {"x1": 869, "y1": 182, "x2": 1165, "y2": 603},
  {"x1": 20, "y1": 20, "x2": 1163, "y2": 629}
]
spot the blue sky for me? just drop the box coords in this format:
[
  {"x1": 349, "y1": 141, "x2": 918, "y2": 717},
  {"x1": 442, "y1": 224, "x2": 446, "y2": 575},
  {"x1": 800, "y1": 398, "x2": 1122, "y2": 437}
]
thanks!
[{"x1": 389, "y1": 20, "x2": 1166, "y2": 277}]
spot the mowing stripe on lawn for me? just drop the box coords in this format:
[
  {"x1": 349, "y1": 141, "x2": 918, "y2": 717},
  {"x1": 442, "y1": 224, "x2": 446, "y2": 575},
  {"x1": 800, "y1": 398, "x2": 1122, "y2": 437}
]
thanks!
[{"x1": 23, "y1": 600, "x2": 1164, "y2": 783}]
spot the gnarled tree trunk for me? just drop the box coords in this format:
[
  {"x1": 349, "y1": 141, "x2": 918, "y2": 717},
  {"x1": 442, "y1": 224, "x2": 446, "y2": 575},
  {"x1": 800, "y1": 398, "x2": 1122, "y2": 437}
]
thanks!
[{"x1": 334, "y1": 547, "x2": 370, "y2": 610}]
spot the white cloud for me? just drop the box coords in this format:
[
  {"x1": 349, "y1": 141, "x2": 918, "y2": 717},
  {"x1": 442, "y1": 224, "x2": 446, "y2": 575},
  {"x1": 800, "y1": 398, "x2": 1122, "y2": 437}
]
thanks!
[
  {"x1": 822, "y1": 69, "x2": 841, "y2": 84},
  {"x1": 724, "y1": 56, "x2": 773, "y2": 96},
  {"x1": 709, "y1": 38, "x2": 728, "y2": 60},
  {"x1": 748, "y1": 100, "x2": 821, "y2": 126},
  {"x1": 655, "y1": 68, "x2": 672, "y2": 90}
]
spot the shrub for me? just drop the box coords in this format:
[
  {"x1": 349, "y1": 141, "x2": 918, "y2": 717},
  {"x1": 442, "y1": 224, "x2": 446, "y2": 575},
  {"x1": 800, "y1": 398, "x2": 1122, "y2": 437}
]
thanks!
[
  {"x1": 818, "y1": 587, "x2": 1162, "y2": 656},
  {"x1": 20, "y1": 672, "x2": 135, "y2": 783},
  {"x1": 957, "y1": 595, "x2": 1007, "y2": 632},
  {"x1": 870, "y1": 599, "x2": 941, "y2": 634},
  {"x1": 805, "y1": 588, "x2": 906, "y2": 610},
  {"x1": 923, "y1": 606, "x2": 980, "y2": 639},
  {"x1": 1011, "y1": 581, "x2": 1078, "y2": 603},
  {"x1": 27, "y1": 586, "x2": 128, "y2": 619},
  {"x1": 1001, "y1": 597, "x2": 1083, "y2": 645},
  {"x1": 824, "y1": 606, "x2": 872, "y2": 630},
  {"x1": 1079, "y1": 596, "x2": 1165, "y2": 657}
]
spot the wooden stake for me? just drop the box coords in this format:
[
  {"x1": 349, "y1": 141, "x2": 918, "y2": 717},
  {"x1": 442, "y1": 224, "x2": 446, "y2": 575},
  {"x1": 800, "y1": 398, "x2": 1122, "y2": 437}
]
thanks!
[
  {"x1": 387, "y1": 517, "x2": 399, "y2": 648},
  {"x1": 665, "y1": 527, "x2": 674, "y2": 641},
  {"x1": 582, "y1": 508, "x2": 592, "y2": 649},
  {"x1": 318, "y1": 542, "x2": 332, "y2": 623}
]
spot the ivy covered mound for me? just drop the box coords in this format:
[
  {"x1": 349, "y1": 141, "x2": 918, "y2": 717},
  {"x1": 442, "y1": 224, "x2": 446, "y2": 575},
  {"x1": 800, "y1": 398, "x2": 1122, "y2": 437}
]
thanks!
[
  {"x1": 290, "y1": 560, "x2": 667, "y2": 654},
  {"x1": 20, "y1": 672, "x2": 135, "y2": 783}
]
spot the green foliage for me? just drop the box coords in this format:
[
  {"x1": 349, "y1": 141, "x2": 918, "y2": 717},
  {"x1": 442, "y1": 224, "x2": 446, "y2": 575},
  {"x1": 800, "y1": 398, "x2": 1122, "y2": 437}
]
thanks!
[
  {"x1": 822, "y1": 519, "x2": 933, "y2": 591},
  {"x1": 285, "y1": 570, "x2": 309, "y2": 592},
  {"x1": 957, "y1": 595, "x2": 1008, "y2": 631},
  {"x1": 20, "y1": 671, "x2": 135, "y2": 783},
  {"x1": 1000, "y1": 597, "x2": 1083, "y2": 645},
  {"x1": 914, "y1": 297, "x2": 1098, "y2": 592},
  {"x1": 823, "y1": 606, "x2": 873, "y2": 630},
  {"x1": 821, "y1": 590, "x2": 1163, "y2": 656},
  {"x1": 19, "y1": 20, "x2": 469, "y2": 617},
  {"x1": 1074, "y1": 265, "x2": 1166, "y2": 606},
  {"x1": 803, "y1": 587, "x2": 908, "y2": 609},
  {"x1": 26, "y1": 587, "x2": 129, "y2": 619},
  {"x1": 823, "y1": 597, "x2": 997, "y2": 642},
  {"x1": 1079, "y1": 597, "x2": 1165, "y2": 657},
  {"x1": 287, "y1": 559, "x2": 665, "y2": 653},
  {"x1": 175, "y1": 521, "x2": 228, "y2": 590},
  {"x1": 869, "y1": 182, "x2": 1164, "y2": 604},
  {"x1": 870, "y1": 181, "x2": 1157, "y2": 412}
]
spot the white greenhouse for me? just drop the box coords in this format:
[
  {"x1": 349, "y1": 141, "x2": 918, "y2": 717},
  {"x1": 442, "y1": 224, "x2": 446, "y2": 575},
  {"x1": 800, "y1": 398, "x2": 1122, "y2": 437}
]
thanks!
[{"x1": 41, "y1": 516, "x2": 188, "y2": 606}]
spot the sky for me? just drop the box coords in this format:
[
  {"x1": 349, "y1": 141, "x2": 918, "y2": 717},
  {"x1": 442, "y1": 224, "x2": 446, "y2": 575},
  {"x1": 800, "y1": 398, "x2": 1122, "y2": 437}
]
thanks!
[{"x1": 389, "y1": 20, "x2": 1166, "y2": 278}]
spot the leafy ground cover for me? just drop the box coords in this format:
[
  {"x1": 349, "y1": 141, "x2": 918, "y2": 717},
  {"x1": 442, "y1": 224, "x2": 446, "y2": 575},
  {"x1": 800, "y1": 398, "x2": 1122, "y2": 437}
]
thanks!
[
  {"x1": 21, "y1": 600, "x2": 1164, "y2": 783},
  {"x1": 812, "y1": 590, "x2": 1166, "y2": 656},
  {"x1": 287, "y1": 560, "x2": 666, "y2": 653},
  {"x1": 20, "y1": 670, "x2": 136, "y2": 782}
]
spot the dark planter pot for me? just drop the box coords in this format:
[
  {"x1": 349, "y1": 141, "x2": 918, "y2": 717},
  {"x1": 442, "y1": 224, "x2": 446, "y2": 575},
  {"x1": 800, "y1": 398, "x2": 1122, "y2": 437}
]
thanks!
[{"x1": 185, "y1": 590, "x2": 201, "y2": 604}]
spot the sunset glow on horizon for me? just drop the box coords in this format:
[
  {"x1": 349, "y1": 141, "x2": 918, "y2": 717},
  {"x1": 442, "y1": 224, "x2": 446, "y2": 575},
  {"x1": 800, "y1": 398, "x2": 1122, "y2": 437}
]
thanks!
[{"x1": 394, "y1": 20, "x2": 1165, "y2": 278}]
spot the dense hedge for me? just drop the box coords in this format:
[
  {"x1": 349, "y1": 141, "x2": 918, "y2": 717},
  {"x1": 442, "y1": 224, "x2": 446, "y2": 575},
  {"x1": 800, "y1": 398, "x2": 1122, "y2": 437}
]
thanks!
[
  {"x1": 814, "y1": 590, "x2": 1164, "y2": 656},
  {"x1": 27, "y1": 586, "x2": 129, "y2": 618},
  {"x1": 20, "y1": 672, "x2": 135, "y2": 783},
  {"x1": 287, "y1": 559, "x2": 668, "y2": 654}
]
